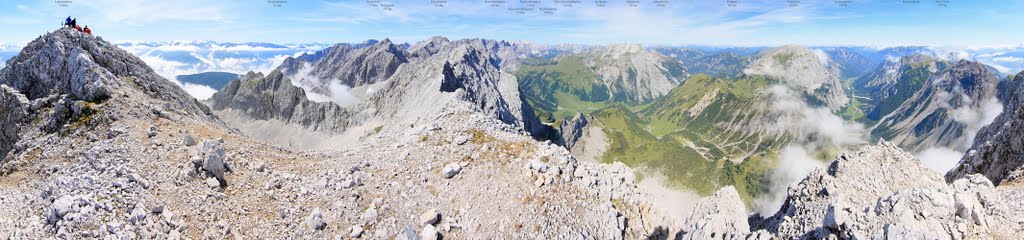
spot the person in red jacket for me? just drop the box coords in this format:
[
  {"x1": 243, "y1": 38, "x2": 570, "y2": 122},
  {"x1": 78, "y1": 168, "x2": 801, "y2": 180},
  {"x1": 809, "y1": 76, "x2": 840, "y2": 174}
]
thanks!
[
  {"x1": 74, "y1": 25, "x2": 82, "y2": 32},
  {"x1": 84, "y1": 26, "x2": 92, "y2": 35}
]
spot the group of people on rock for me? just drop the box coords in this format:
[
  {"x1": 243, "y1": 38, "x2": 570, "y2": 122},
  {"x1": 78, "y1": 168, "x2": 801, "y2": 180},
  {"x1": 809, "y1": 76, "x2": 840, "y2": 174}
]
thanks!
[{"x1": 63, "y1": 16, "x2": 91, "y2": 35}]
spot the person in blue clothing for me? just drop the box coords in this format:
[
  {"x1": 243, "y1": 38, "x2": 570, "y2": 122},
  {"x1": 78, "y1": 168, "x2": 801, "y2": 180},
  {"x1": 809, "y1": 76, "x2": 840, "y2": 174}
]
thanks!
[{"x1": 64, "y1": 16, "x2": 72, "y2": 28}]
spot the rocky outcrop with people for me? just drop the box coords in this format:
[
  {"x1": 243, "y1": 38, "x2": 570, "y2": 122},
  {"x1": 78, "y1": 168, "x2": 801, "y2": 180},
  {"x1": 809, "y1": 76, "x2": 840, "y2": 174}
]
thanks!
[
  {"x1": 3, "y1": 28, "x2": 1024, "y2": 240},
  {"x1": 0, "y1": 29, "x2": 671, "y2": 239}
]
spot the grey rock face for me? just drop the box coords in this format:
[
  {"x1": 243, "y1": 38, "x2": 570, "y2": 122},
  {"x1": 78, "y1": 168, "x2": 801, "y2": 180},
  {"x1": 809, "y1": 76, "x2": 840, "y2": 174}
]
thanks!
[
  {"x1": 211, "y1": 38, "x2": 550, "y2": 138},
  {"x1": 677, "y1": 186, "x2": 749, "y2": 240},
  {"x1": 855, "y1": 54, "x2": 944, "y2": 121},
  {"x1": 2, "y1": 29, "x2": 112, "y2": 102},
  {"x1": 198, "y1": 140, "x2": 227, "y2": 184},
  {"x1": 857, "y1": 54, "x2": 942, "y2": 105},
  {"x1": 557, "y1": 112, "x2": 589, "y2": 150},
  {"x1": 0, "y1": 29, "x2": 212, "y2": 118},
  {"x1": 435, "y1": 44, "x2": 543, "y2": 135},
  {"x1": 872, "y1": 60, "x2": 1001, "y2": 152},
  {"x1": 288, "y1": 39, "x2": 407, "y2": 92},
  {"x1": 948, "y1": 70, "x2": 1024, "y2": 184},
  {"x1": 208, "y1": 71, "x2": 354, "y2": 133},
  {"x1": 752, "y1": 141, "x2": 1022, "y2": 239},
  {"x1": 573, "y1": 44, "x2": 689, "y2": 103},
  {"x1": 0, "y1": 85, "x2": 29, "y2": 164},
  {"x1": 743, "y1": 45, "x2": 849, "y2": 110}
]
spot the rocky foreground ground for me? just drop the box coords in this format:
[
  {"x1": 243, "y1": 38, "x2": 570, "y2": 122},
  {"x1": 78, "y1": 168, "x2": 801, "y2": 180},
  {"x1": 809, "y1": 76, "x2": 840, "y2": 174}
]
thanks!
[{"x1": 2, "y1": 29, "x2": 1024, "y2": 239}]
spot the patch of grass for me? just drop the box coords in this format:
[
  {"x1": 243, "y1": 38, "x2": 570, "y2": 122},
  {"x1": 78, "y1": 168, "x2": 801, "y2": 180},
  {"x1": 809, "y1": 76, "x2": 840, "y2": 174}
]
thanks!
[
  {"x1": 468, "y1": 129, "x2": 495, "y2": 144},
  {"x1": 719, "y1": 154, "x2": 772, "y2": 203},
  {"x1": 839, "y1": 96, "x2": 866, "y2": 121},
  {"x1": 516, "y1": 56, "x2": 617, "y2": 121},
  {"x1": 72, "y1": 102, "x2": 100, "y2": 128},
  {"x1": 773, "y1": 51, "x2": 796, "y2": 66},
  {"x1": 590, "y1": 74, "x2": 785, "y2": 200},
  {"x1": 611, "y1": 198, "x2": 626, "y2": 211},
  {"x1": 594, "y1": 106, "x2": 720, "y2": 195},
  {"x1": 374, "y1": 125, "x2": 383, "y2": 133},
  {"x1": 420, "y1": 135, "x2": 428, "y2": 142}
]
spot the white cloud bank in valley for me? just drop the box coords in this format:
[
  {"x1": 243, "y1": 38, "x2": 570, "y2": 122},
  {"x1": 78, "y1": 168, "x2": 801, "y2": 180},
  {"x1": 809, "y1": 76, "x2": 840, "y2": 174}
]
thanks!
[
  {"x1": 915, "y1": 95, "x2": 1002, "y2": 173},
  {"x1": 285, "y1": 63, "x2": 360, "y2": 108},
  {"x1": 121, "y1": 42, "x2": 326, "y2": 100},
  {"x1": 754, "y1": 85, "x2": 866, "y2": 216}
]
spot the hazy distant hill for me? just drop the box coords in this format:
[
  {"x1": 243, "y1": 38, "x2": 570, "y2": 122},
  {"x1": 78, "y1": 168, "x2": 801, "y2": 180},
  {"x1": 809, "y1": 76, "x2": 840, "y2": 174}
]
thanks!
[{"x1": 176, "y1": 72, "x2": 240, "y2": 90}]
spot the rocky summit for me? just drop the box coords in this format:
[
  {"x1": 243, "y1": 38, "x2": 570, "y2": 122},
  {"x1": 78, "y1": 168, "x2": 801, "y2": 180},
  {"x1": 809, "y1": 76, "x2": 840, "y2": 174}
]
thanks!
[
  {"x1": 0, "y1": 29, "x2": 666, "y2": 239},
  {"x1": 2, "y1": 28, "x2": 1024, "y2": 240}
]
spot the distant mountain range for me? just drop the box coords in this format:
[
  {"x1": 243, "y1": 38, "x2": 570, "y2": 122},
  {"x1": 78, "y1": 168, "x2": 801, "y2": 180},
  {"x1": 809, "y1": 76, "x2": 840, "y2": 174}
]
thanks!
[
  {"x1": 175, "y1": 72, "x2": 240, "y2": 90},
  {"x1": 5, "y1": 36, "x2": 1004, "y2": 202},
  {"x1": 4, "y1": 30, "x2": 1024, "y2": 239}
]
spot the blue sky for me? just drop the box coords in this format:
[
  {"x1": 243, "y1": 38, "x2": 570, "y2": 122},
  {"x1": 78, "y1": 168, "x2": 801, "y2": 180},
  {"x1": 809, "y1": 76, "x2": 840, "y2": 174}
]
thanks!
[{"x1": 1, "y1": 0, "x2": 1023, "y2": 47}]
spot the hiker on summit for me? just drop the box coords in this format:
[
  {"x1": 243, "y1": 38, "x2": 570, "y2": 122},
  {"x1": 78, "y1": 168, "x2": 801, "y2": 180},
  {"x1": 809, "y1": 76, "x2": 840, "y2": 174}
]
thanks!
[
  {"x1": 70, "y1": 18, "x2": 76, "y2": 28},
  {"x1": 64, "y1": 16, "x2": 71, "y2": 28},
  {"x1": 84, "y1": 26, "x2": 92, "y2": 35}
]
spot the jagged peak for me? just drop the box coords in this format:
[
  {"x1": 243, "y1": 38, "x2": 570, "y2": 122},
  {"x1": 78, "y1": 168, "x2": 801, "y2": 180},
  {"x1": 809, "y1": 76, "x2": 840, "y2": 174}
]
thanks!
[
  {"x1": 3, "y1": 28, "x2": 160, "y2": 101},
  {"x1": 242, "y1": 71, "x2": 264, "y2": 79}
]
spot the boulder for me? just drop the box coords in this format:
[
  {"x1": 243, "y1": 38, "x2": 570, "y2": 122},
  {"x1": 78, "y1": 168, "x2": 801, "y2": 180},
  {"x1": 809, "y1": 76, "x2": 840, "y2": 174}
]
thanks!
[
  {"x1": 528, "y1": 159, "x2": 548, "y2": 173},
  {"x1": 349, "y1": 225, "x2": 364, "y2": 238},
  {"x1": 308, "y1": 209, "x2": 326, "y2": 230},
  {"x1": 182, "y1": 132, "x2": 196, "y2": 146},
  {"x1": 441, "y1": 163, "x2": 461, "y2": 179},
  {"x1": 419, "y1": 209, "x2": 441, "y2": 225},
  {"x1": 420, "y1": 225, "x2": 438, "y2": 240},
  {"x1": 199, "y1": 140, "x2": 227, "y2": 182},
  {"x1": 128, "y1": 204, "x2": 147, "y2": 225}
]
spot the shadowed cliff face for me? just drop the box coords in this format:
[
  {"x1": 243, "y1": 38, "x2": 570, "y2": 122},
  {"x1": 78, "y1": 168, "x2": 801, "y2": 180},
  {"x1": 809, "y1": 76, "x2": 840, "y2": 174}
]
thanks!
[{"x1": 947, "y1": 70, "x2": 1024, "y2": 185}]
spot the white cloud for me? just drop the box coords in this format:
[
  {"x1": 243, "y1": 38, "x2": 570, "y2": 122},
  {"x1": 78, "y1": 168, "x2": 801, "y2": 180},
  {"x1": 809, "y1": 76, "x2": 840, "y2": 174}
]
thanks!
[
  {"x1": 180, "y1": 83, "x2": 218, "y2": 100},
  {"x1": 753, "y1": 85, "x2": 866, "y2": 215},
  {"x1": 916, "y1": 90, "x2": 1002, "y2": 174},
  {"x1": 915, "y1": 147, "x2": 963, "y2": 173},
  {"x1": 812, "y1": 49, "x2": 830, "y2": 65},
  {"x1": 884, "y1": 54, "x2": 900, "y2": 63},
  {"x1": 949, "y1": 97, "x2": 1003, "y2": 150},
  {"x1": 125, "y1": 41, "x2": 318, "y2": 100},
  {"x1": 756, "y1": 146, "x2": 824, "y2": 216},
  {"x1": 762, "y1": 85, "x2": 866, "y2": 148},
  {"x1": 993, "y1": 56, "x2": 1024, "y2": 63},
  {"x1": 137, "y1": 55, "x2": 197, "y2": 79},
  {"x1": 285, "y1": 63, "x2": 360, "y2": 108}
]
